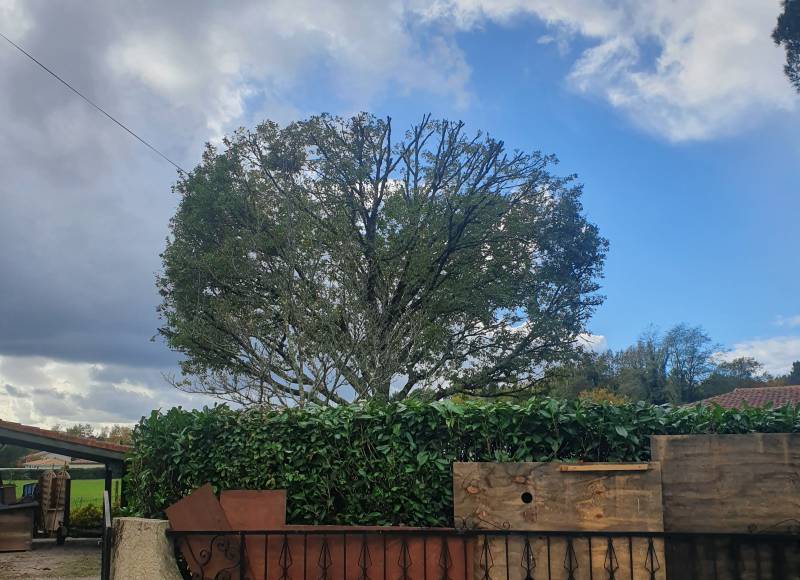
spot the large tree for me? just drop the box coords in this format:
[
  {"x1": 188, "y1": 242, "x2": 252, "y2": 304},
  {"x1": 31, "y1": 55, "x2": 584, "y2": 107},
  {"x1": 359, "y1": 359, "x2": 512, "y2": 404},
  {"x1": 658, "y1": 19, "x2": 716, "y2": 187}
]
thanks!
[
  {"x1": 158, "y1": 114, "x2": 607, "y2": 407},
  {"x1": 774, "y1": 0, "x2": 800, "y2": 92}
]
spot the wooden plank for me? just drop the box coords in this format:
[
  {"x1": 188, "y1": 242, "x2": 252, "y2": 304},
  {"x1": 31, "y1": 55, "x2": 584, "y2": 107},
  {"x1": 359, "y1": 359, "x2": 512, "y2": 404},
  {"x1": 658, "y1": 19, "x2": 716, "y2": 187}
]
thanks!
[
  {"x1": 559, "y1": 463, "x2": 650, "y2": 472},
  {"x1": 651, "y1": 433, "x2": 800, "y2": 533},
  {"x1": 454, "y1": 462, "x2": 664, "y2": 532},
  {"x1": 1, "y1": 484, "x2": 16, "y2": 504},
  {"x1": 455, "y1": 462, "x2": 666, "y2": 580},
  {"x1": 0, "y1": 504, "x2": 35, "y2": 551}
]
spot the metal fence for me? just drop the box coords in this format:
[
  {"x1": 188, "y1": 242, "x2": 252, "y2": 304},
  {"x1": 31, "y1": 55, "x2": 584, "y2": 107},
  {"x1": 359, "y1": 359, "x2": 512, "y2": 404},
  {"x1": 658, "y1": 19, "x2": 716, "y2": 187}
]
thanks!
[{"x1": 165, "y1": 528, "x2": 800, "y2": 580}]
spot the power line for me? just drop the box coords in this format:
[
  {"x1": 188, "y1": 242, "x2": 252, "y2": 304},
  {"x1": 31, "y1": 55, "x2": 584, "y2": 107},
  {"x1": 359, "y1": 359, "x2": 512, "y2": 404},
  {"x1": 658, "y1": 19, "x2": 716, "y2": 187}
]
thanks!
[{"x1": 0, "y1": 30, "x2": 187, "y2": 173}]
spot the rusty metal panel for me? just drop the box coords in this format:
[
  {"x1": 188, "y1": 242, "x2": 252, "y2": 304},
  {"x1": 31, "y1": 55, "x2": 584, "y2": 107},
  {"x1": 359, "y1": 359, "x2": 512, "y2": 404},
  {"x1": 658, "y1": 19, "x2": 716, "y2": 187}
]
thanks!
[
  {"x1": 220, "y1": 489, "x2": 287, "y2": 579},
  {"x1": 166, "y1": 486, "x2": 475, "y2": 580},
  {"x1": 165, "y1": 484, "x2": 243, "y2": 580},
  {"x1": 254, "y1": 531, "x2": 473, "y2": 580}
]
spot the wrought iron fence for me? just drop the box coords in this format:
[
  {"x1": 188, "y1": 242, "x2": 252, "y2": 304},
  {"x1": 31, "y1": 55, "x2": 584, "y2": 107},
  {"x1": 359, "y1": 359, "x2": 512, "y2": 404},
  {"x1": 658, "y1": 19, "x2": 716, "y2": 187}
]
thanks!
[{"x1": 166, "y1": 528, "x2": 800, "y2": 580}]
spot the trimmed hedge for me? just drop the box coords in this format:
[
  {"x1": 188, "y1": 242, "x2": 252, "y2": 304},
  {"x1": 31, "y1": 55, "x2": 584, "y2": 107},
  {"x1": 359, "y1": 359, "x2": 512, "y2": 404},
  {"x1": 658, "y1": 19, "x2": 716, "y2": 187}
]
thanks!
[{"x1": 126, "y1": 398, "x2": 800, "y2": 526}]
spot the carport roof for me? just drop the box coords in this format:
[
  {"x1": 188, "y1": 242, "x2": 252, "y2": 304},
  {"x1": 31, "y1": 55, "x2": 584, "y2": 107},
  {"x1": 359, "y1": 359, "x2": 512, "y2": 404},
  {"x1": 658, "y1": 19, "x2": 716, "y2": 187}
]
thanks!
[{"x1": 0, "y1": 419, "x2": 128, "y2": 467}]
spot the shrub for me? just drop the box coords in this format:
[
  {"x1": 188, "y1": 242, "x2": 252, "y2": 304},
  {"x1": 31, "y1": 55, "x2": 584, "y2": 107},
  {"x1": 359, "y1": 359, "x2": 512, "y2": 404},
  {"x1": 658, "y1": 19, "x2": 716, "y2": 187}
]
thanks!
[
  {"x1": 70, "y1": 504, "x2": 103, "y2": 529},
  {"x1": 126, "y1": 398, "x2": 800, "y2": 526},
  {"x1": 577, "y1": 388, "x2": 629, "y2": 405}
]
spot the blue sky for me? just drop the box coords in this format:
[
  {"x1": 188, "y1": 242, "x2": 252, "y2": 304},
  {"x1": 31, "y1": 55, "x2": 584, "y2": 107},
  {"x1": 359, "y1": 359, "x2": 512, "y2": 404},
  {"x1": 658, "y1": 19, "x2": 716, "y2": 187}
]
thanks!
[
  {"x1": 0, "y1": 0, "x2": 798, "y2": 425},
  {"x1": 282, "y1": 14, "x2": 800, "y2": 356}
]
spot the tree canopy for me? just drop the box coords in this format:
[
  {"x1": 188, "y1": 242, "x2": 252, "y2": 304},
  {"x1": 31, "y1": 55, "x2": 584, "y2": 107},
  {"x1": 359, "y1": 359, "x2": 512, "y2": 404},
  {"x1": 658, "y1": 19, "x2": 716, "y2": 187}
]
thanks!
[
  {"x1": 774, "y1": 0, "x2": 800, "y2": 92},
  {"x1": 158, "y1": 114, "x2": 607, "y2": 407}
]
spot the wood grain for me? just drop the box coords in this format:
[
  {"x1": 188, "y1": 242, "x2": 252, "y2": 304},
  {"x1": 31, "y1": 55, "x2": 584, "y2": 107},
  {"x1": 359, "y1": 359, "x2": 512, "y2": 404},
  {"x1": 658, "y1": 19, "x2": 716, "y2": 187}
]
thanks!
[
  {"x1": 454, "y1": 462, "x2": 666, "y2": 580},
  {"x1": 453, "y1": 461, "x2": 664, "y2": 532},
  {"x1": 559, "y1": 463, "x2": 650, "y2": 472},
  {"x1": 651, "y1": 433, "x2": 800, "y2": 533},
  {"x1": 0, "y1": 504, "x2": 35, "y2": 552}
]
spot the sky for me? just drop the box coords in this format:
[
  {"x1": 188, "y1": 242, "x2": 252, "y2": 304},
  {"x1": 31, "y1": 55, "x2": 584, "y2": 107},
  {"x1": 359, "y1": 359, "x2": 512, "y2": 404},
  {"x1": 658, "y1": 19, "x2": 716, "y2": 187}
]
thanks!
[{"x1": 0, "y1": 0, "x2": 798, "y2": 427}]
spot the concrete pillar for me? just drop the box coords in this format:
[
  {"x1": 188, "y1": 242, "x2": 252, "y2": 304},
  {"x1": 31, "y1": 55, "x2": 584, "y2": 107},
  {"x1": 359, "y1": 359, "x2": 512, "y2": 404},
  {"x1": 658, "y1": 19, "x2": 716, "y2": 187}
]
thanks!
[{"x1": 111, "y1": 517, "x2": 182, "y2": 580}]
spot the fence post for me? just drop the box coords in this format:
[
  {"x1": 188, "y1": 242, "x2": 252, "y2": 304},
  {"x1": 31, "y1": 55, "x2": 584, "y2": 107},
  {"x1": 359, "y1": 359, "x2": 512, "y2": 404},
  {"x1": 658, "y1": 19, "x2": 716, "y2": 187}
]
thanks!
[{"x1": 101, "y1": 489, "x2": 112, "y2": 580}]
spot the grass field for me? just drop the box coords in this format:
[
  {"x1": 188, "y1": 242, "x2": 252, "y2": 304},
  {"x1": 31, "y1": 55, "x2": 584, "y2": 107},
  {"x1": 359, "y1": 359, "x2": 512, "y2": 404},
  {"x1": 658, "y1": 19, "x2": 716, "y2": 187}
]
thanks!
[{"x1": 12, "y1": 478, "x2": 121, "y2": 509}]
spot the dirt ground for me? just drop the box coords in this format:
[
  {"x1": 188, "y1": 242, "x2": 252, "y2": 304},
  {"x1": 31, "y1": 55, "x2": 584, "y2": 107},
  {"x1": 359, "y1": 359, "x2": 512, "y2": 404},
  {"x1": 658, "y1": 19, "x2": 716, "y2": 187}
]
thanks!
[{"x1": 0, "y1": 539, "x2": 100, "y2": 580}]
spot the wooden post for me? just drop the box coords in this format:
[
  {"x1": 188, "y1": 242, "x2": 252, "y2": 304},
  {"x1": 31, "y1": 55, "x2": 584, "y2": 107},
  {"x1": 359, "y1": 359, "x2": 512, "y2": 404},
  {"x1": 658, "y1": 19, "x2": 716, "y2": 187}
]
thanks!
[{"x1": 62, "y1": 477, "x2": 71, "y2": 536}]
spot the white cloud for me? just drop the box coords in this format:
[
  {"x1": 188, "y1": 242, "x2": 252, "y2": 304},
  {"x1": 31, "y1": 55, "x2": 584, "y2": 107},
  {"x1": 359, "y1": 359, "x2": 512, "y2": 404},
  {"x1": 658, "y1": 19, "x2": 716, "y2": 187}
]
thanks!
[
  {"x1": 101, "y1": 1, "x2": 471, "y2": 139},
  {"x1": 578, "y1": 333, "x2": 608, "y2": 353},
  {"x1": 0, "y1": 1, "x2": 472, "y2": 428},
  {"x1": 721, "y1": 336, "x2": 800, "y2": 376},
  {"x1": 0, "y1": 355, "x2": 214, "y2": 428},
  {"x1": 0, "y1": 0, "x2": 33, "y2": 39},
  {"x1": 1, "y1": 0, "x2": 795, "y2": 428},
  {"x1": 775, "y1": 315, "x2": 800, "y2": 328},
  {"x1": 415, "y1": 0, "x2": 797, "y2": 140}
]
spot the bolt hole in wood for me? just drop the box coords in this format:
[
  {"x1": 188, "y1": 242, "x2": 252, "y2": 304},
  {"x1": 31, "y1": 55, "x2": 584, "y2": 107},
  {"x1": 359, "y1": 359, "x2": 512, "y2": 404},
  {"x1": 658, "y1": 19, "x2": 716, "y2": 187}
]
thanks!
[{"x1": 520, "y1": 492, "x2": 533, "y2": 504}]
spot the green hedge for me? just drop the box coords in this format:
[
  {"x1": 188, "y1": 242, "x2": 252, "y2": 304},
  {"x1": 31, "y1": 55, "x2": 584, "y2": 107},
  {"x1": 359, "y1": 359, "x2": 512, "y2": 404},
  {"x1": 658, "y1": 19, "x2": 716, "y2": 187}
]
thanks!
[{"x1": 126, "y1": 398, "x2": 800, "y2": 526}]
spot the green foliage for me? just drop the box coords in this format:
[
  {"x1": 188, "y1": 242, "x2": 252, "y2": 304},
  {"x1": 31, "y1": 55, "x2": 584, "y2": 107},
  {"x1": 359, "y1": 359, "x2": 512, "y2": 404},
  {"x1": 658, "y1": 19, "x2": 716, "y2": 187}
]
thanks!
[
  {"x1": 69, "y1": 504, "x2": 103, "y2": 529},
  {"x1": 126, "y1": 399, "x2": 800, "y2": 526},
  {"x1": 786, "y1": 361, "x2": 800, "y2": 385},
  {"x1": 0, "y1": 444, "x2": 30, "y2": 468},
  {"x1": 10, "y1": 478, "x2": 121, "y2": 509},
  {"x1": 541, "y1": 324, "x2": 782, "y2": 404},
  {"x1": 158, "y1": 113, "x2": 607, "y2": 407},
  {"x1": 774, "y1": 0, "x2": 800, "y2": 92},
  {"x1": 577, "y1": 388, "x2": 629, "y2": 405}
]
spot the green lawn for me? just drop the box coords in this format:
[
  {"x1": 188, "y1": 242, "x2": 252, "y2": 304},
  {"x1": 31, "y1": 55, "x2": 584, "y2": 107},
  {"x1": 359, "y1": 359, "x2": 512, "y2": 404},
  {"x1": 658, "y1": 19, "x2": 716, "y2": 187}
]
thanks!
[{"x1": 12, "y1": 478, "x2": 120, "y2": 509}]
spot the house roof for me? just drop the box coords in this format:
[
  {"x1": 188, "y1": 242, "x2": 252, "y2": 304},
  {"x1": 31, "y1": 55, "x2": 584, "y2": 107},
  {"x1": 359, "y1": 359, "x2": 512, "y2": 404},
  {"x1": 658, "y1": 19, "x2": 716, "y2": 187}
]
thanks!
[
  {"x1": 23, "y1": 457, "x2": 69, "y2": 467},
  {"x1": 697, "y1": 385, "x2": 800, "y2": 409}
]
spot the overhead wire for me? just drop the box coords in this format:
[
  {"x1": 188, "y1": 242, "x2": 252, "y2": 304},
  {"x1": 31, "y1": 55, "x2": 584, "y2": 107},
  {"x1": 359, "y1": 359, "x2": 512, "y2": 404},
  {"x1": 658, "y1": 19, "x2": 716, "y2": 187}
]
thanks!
[{"x1": 0, "y1": 30, "x2": 187, "y2": 173}]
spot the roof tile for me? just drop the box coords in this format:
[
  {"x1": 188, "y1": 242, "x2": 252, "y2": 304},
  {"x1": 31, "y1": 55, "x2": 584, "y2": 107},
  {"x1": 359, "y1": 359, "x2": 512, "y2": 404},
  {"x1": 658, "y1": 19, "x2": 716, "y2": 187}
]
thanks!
[{"x1": 697, "y1": 385, "x2": 800, "y2": 409}]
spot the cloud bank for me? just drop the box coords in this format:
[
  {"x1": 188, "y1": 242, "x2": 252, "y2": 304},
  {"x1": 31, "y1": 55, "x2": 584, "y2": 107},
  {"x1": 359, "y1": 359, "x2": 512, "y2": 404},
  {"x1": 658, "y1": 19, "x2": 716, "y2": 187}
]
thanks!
[
  {"x1": 0, "y1": 0, "x2": 796, "y2": 425},
  {"x1": 414, "y1": 0, "x2": 796, "y2": 140}
]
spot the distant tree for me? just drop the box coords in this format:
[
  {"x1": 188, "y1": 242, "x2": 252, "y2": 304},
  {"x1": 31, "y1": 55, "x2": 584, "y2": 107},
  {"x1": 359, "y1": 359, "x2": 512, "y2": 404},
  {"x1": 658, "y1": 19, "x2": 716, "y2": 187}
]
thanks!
[
  {"x1": 96, "y1": 425, "x2": 133, "y2": 446},
  {"x1": 700, "y1": 356, "x2": 768, "y2": 397},
  {"x1": 539, "y1": 350, "x2": 617, "y2": 398},
  {"x1": 538, "y1": 324, "x2": 776, "y2": 404},
  {"x1": 785, "y1": 361, "x2": 800, "y2": 384},
  {"x1": 62, "y1": 423, "x2": 95, "y2": 438},
  {"x1": 774, "y1": 0, "x2": 800, "y2": 92},
  {"x1": 159, "y1": 113, "x2": 607, "y2": 406},
  {"x1": 664, "y1": 324, "x2": 718, "y2": 402},
  {"x1": 577, "y1": 387, "x2": 628, "y2": 405},
  {"x1": 615, "y1": 327, "x2": 671, "y2": 403},
  {"x1": 0, "y1": 444, "x2": 30, "y2": 468}
]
